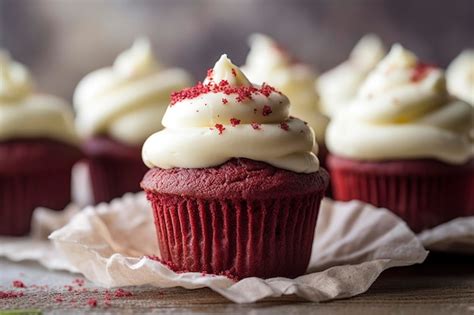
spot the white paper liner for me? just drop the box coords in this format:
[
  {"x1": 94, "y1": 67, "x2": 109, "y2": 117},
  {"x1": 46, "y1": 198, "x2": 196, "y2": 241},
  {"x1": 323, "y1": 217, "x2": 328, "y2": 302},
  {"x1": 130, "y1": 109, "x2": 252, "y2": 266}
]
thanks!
[{"x1": 45, "y1": 193, "x2": 429, "y2": 303}]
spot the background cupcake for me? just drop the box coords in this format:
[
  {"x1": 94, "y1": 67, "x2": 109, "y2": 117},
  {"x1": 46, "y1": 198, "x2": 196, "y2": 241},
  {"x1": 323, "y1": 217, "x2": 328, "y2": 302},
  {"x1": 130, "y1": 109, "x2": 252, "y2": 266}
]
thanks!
[
  {"x1": 74, "y1": 38, "x2": 192, "y2": 204},
  {"x1": 141, "y1": 55, "x2": 329, "y2": 279},
  {"x1": 0, "y1": 51, "x2": 81, "y2": 236},
  {"x1": 241, "y1": 34, "x2": 329, "y2": 163},
  {"x1": 446, "y1": 50, "x2": 473, "y2": 106},
  {"x1": 317, "y1": 34, "x2": 386, "y2": 118},
  {"x1": 326, "y1": 44, "x2": 473, "y2": 232}
]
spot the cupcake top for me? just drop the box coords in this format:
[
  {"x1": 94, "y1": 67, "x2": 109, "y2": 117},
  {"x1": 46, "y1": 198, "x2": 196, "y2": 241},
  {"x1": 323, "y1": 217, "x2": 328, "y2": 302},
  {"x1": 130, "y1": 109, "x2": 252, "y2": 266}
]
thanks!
[
  {"x1": 0, "y1": 51, "x2": 78, "y2": 145},
  {"x1": 142, "y1": 54, "x2": 319, "y2": 173},
  {"x1": 74, "y1": 38, "x2": 192, "y2": 145},
  {"x1": 326, "y1": 44, "x2": 472, "y2": 164},
  {"x1": 241, "y1": 34, "x2": 328, "y2": 144},
  {"x1": 317, "y1": 34, "x2": 386, "y2": 117},
  {"x1": 446, "y1": 50, "x2": 473, "y2": 105}
]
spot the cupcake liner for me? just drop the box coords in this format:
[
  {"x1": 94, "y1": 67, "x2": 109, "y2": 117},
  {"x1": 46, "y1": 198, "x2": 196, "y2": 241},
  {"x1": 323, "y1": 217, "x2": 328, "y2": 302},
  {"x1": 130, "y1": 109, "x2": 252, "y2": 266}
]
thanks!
[
  {"x1": 0, "y1": 169, "x2": 72, "y2": 236},
  {"x1": 87, "y1": 156, "x2": 148, "y2": 204},
  {"x1": 328, "y1": 155, "x2": 474, "y2": 232},
  {"x1": 146, "y1": 192, "x2": 324, "y2": 279}
]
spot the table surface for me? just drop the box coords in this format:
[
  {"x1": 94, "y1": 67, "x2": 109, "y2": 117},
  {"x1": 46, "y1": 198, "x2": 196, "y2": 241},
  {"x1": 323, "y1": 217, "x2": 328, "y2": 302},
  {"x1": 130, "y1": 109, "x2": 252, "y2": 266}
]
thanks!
[{"x1": 1, "y1": 253, "x2": 473, "y2": 315}]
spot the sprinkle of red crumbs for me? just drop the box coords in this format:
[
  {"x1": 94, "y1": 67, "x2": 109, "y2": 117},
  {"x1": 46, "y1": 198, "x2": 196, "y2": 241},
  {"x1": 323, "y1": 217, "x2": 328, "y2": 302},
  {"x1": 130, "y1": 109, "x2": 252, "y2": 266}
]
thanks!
[
  {"x1": 230, "y1": 118, "x2": 241, "y2": 127},
  {"x1": 222, "y1": 98, "x2": 228, "y2": 104},
  {"x1": 262, "y1": 105, "x2": 272, "y2": 116},
  {"x1": 170, "y1": 80, "x2": 281, "y2": 105},
  {"x1": 280, "y1": 122, "x2": 290, "y2": 131},
  {"x1": 87, "y1": 298, "x2": 98, "y2": 307},
  {"x1": 206, "y1": 68, "x2": 214, "y2": 80},
  {"x1": 231, "y1": 68, "x2": 237, "y2": 77},
  {"x1": 0, "y1": 291, "x2": 24, "y2": 299},
  {"x1": 12, "y1": 280, "x2": 26, "y2": 288},
  {"x1": 251, "y1": 122, "x2": 262, "y2": 130},
  {"x1": 411, "y1": 62, "x2": 435, "y2": 82},
  {"x1": 114, "y1": 288, "x2": 133, "y2": 297},
  {"x1": 215, "y1": 124, "x2": 225, "y2": 135},
  {"x1": 73, "y1": 278, "x2": 85, "y2": 287}
]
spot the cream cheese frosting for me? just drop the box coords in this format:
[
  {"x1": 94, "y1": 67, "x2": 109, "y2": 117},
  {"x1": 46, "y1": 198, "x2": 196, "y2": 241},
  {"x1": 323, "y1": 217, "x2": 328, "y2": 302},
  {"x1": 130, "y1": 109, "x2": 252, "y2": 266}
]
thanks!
[
  {"x1": 446, "y1": 50, "x2": 474, "y2": 105},
  {"x1": 142, "y1": 54, "x2": 319, "y2": 173},
  {"x1": 317, "y1": 34, "x2": 386, "y2": 118},
  {"x1": 326, "y1": 44, "x2": 473, "y2": 164},
  {"x1": 241, "y1": 34, "x2": 328, "y2": 145},
  {"x1": 74, "y1": 38, "x2": 192, "y2": 145},
  {"x1": 0, "y1": 51, "x2": 78, "y2": 145}
]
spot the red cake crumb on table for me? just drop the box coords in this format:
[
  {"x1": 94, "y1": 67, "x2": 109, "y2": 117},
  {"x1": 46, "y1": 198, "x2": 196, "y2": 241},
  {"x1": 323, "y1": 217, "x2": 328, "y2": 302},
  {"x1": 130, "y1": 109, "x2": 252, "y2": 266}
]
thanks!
[
  {"x1": 0, "y1": 291, "x2": 24, "y2": 299},
  {"x1": 87, "y1": 298, "x2": 98, "y2": 307},
  {"x1": 114, "y1": 288, "x2": 133, "y2": 297},
  {"x1": 12, "y1": 280, "x2": 26, "y2": 288}
]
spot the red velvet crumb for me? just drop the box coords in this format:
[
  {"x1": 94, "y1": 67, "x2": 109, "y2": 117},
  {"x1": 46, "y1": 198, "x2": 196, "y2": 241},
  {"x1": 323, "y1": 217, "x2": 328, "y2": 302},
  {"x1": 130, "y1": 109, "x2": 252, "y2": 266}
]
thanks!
[
  {"x1": 215, "y1": 124, "x2": 225, "y2": 134},
  {"x1": 251, "y1": 123, "x2": 262, "y2": 130},
  {"x1": 170, "y1": 80, "x2": 281, "y2": 105},
  {"x1": 262, "y1": 105, "x2": 272, "y2": 116},
  {"x1": 230, "y1": 118, "x2": 241, "y2": 127},
  {"x1": 222, "y1": 98, "x2": 228, "y2": 104},
  {"x1": 114, "y1": 288, "x2": 133, "y2": 297},
  {"x1": 411, "y1": 62, "x2": 435, "y2": 82},
  {"x1": 87, "y1": 298, "x2": 98, "y2": 307},
  {"x1": 280, "y1": 122, "x2": 289, "y2": 131},
  {"x1": 0, "y1": 291, "x2": 24, "y2": 299},
  {"x1": 12, "y1": 280, "x2": 26, "y2": 288}
]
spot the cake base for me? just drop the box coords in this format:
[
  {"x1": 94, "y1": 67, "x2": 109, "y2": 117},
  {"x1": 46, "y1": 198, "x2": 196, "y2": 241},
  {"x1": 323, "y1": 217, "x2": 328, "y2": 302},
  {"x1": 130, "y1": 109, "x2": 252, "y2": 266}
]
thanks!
[{"x1": 327, "y1": 154, "x2": 474, "y2": 232}]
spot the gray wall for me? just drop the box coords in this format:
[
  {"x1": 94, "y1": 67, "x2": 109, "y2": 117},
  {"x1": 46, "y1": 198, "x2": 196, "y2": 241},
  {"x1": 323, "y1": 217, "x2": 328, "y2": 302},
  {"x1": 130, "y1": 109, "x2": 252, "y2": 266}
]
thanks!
[{"x1": 1, "y1": 0, "x2": 473, "y2": 100}]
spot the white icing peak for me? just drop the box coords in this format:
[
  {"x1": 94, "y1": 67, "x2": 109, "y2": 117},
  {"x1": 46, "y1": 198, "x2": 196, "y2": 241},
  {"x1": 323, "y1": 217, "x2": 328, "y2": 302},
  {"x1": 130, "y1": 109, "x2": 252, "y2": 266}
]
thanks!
[
  {"x1": 317, "y1": 34, "x2": 386, "y2": 118},
  {"x1": 326, "y1": 44, "x2": 472, "y2": 164},
  {"x1": 0, "y1": 50, "x2": 33, "y2": 101},
  {"x1": 350, "y1": 34, "x2": 386, "y2": 69},
  {"x1": 241, "y1": 34, "x2": 329, "y2": 144},
  {"x1": 74, "y1": 37, "x2": 192, "y2": 145},
  {"x1": 0, "y1": 51, "x2": 78, "y2": 144},
  {"x1": 204, "y1": 54, "x2": 251, "y2": 86},
  {"x1": 113, "y1": 37, "x2": 159, "y2": 79},
  {"x1": 446, "y1": 49, "x2": 474, "y2": 105},
  {"x1": 142, "y1": 54, "x2": 320, "y2": 173}
]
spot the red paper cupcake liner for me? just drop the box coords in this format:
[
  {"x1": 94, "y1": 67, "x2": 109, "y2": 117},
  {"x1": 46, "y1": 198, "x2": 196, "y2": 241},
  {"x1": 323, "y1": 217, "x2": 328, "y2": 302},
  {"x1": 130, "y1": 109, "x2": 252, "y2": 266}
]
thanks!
[
  {"x1": 146, "y1": 192, "x2": 324, "y2": 279},
  {"x1": 87, "y1": 156, "x2": 148, "y2": 204},
  {"x1": 0, "y1": 169, "x2": 72, "y2": 236},
  {"x1": 328, "y1": 154, "x2": 474, "y2": 232}
]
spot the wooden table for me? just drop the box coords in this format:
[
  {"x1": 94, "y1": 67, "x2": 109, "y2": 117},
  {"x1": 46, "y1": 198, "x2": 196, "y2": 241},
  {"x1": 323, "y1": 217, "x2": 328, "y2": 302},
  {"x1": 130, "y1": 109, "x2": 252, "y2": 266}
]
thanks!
[{"x1": 1, "y1": 253, "x2": 473, "y2": 314}]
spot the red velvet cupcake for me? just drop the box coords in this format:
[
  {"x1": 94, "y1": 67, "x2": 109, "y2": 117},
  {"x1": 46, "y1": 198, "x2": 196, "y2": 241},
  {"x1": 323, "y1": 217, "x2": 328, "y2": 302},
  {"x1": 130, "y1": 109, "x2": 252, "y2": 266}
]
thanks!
[
  {"x1": 141, "y1": 55, "x2": 329, "y2": 279},
  {"x1": 73, "y1": 38, "x2": 192, "y2": 204},
  {"x1": 326, "y1": 45, "x2": 473, "y2": 232},
  {"x1": 0, "y1": 52, "x2": 82, "y2": 235}
]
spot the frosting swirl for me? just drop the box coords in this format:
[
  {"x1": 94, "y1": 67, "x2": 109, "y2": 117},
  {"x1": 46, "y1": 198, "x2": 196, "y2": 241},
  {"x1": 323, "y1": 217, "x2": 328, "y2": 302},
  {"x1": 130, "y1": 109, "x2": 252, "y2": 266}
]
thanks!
[
  {"x1": 241, "y1": 34, "x2": 328, "y2": 144},
  {"x1": 74, "y1": 38, "x2": 192, "y2": 145},
  {"x1": 326, "y1": 44, "x2": 472, "y2": 164},
  {"x1": 143, "y1": 54, "x2": 319, "y2": 173},
  {"x1": 317, "y1": 34, "x2": 386, "y2": 117},
  {"x1": 0, "y1": 51, "x2": 78, "y2": 145},
  {"x1": 446, "y1": 50, "x2": 474, "y2": 105}
]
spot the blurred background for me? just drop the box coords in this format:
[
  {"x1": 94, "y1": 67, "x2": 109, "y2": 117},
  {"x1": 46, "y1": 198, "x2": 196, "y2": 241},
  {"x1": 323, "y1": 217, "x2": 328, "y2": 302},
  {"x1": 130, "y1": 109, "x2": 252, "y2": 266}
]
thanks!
[{"x1": 1, "y1": 0, "x2": 473, "y2": 100}]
